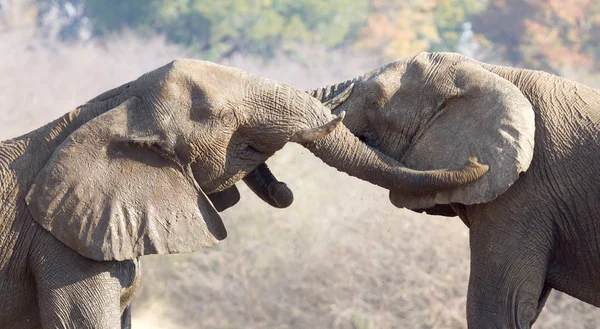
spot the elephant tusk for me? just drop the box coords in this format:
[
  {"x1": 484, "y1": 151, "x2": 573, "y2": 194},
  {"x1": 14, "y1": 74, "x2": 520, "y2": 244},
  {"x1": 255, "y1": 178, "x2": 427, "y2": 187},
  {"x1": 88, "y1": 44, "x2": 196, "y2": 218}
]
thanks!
[
  {"x1": 290, "y1": 111, "x2": 346, "y2": 144},
  {"x1": 322, "y1": 83, "x2": 354, "y2": 110}
]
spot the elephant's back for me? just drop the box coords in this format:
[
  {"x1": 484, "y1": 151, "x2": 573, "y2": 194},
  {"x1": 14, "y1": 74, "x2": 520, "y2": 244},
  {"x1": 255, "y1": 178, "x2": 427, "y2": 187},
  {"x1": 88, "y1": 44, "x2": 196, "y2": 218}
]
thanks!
[
  {"x1": 0, "y1": 135, "x2": 45, "y2": 277},
  {"x1": 0, "y1": 137, "x2": 27, "y2": 187},
  {"x1": 0, "y1": 138, "x2": 43, "y2": 328},
  {"x1": 0, "y1": 136, "x2": 33, "y2": 230}
]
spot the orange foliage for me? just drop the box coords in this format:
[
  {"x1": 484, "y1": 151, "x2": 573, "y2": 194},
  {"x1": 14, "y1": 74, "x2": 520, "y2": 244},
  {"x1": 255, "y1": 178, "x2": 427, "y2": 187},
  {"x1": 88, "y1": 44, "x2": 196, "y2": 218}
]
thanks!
[
  {"x1": 473, "y1": 0, "x2": 600, "y2": 72},
  {"x1": 356, "y1": 0, "x2": 445, "y2": 59}
]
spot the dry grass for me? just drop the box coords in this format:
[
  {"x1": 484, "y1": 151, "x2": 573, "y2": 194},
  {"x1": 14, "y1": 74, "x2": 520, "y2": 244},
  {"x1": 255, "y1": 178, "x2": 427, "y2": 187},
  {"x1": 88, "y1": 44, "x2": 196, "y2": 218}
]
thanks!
[{"x1": 1, "y1": 26, "x2": 599, "y2": 329}]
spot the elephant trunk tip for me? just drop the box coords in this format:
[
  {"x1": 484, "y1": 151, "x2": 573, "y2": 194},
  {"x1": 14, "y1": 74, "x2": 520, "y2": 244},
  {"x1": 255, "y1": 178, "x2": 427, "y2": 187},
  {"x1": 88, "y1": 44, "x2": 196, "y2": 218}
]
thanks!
[
  {"x1": 462, "y1": 157, "x2": 489, "y2": 182},
  {"x1": 421, "y1": 157, "x2": 489, "y2": 189},
  {"x1": 268, "y1": 182, "x2": 294, "y2": 208}
]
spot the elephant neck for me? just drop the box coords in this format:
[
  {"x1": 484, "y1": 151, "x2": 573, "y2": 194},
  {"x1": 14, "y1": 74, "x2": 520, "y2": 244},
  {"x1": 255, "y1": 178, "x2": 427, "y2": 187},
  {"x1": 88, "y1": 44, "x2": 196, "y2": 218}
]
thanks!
[
  {"x1": 479, "y1": 62, "x2": 600, "y2": 121},
  {"x1": 479, "y1": 63, "x2": 555, "y2": 103}
]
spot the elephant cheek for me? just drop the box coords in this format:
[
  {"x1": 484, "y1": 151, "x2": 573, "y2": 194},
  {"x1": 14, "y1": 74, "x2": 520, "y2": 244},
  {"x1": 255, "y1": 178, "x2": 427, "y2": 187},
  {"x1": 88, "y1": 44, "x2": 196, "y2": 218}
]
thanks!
[{"x1": 190, "y1": 165, "x2": 221, "y2": 193}]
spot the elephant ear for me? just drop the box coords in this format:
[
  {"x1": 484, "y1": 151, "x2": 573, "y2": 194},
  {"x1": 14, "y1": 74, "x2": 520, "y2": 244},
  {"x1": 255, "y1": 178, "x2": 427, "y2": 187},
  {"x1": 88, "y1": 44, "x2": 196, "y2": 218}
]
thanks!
[
  {"x1": 393, "y1": 55, "x2": 535, "y2": 209},
  {"x1": 25, "y1": 97, "x2": 227, "y2": 261}
]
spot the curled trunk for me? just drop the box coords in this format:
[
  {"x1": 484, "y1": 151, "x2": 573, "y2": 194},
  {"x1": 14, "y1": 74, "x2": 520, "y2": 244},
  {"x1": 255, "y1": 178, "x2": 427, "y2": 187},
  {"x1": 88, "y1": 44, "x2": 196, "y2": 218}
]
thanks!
[
  {"x1": 303, "y1": 70, "x2": 489, "y2": 195},
  {"x1": 268, "y1": 77, "x2": 488, "y2": 197},
  {"x1": 298, "y1": 107, "x2": 488, "y2": 192},
  {"x1": 243, "y1": 163, "x2": 294, "y2": 208}
]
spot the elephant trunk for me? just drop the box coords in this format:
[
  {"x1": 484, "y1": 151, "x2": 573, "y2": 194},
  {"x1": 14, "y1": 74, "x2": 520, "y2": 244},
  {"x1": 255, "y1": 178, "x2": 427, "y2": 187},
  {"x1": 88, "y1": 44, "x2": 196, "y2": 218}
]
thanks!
[
  {"x1": 296, "y1": 100, "x2": 489, "y2": 192},
  {"x1": 243, "y1": 163, "x2": 294, "y2": 208},
  {"x1": 254, "y1": 80, "x2": 488, "y2": 195}
]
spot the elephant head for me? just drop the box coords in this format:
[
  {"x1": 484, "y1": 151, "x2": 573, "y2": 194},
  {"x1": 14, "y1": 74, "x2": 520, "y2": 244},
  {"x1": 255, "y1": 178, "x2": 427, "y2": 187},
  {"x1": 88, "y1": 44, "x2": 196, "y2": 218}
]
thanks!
[
  {"x1": 25, "y1": 58, "x2": 488, "y2": 262},
  {"x1": 309, "y1": 52, "x2": 535, "y2": 212}
]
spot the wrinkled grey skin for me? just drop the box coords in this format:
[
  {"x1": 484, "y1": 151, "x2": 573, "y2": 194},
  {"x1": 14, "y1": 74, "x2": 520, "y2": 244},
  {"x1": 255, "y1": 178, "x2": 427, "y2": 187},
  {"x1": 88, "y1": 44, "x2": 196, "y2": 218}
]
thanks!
[
  {"x1": 309, "y1": 52, "x2": 600, "y2": 329},
  {"x1": 0, "y1": 58, "x2": 488, "y2": 329}
]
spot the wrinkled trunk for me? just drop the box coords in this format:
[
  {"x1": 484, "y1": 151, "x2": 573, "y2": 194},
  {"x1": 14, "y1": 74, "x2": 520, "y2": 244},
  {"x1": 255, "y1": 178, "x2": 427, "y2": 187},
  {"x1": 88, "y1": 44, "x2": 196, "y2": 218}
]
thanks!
[
  {"x1": 304, "y1": 74, "x2": 489, "y2": 192},
  {"x1": 255, "y1": 78, "x2": 488, "y2": 195},
  {"x1": 299, "y1": 107, "x2": 488, "y2": 192},
  {"x1": 236, "y1": 80, "x2": 303, "y2": 209}
]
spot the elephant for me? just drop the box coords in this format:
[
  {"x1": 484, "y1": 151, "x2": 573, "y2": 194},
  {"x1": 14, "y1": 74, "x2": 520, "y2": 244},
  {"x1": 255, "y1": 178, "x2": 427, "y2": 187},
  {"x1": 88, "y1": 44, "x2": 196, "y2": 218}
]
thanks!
[
  {"x1": 308, "y1": 52, "x2": 600, "y2": 328},
  {"x1": 0, "y1": 58, "x2": 487, "y2": 329}
]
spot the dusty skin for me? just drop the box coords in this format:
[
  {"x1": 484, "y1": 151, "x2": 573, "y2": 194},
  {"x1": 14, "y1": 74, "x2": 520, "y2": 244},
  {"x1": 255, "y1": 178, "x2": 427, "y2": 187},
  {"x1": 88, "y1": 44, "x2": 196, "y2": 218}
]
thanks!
[
  {"x1": 310, "y1": 51, "x2": 600, "y2": 328},
  {"x1": 0, "y1": 58, "x2": 486, "y2": 328}
]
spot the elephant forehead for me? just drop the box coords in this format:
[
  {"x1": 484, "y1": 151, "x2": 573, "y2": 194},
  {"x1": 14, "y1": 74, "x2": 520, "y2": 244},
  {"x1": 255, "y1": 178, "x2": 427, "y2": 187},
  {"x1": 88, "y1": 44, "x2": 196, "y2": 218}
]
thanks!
[
  {"x1": 135, "y1": 60, "x2": 242, "y2": 112},
  {"x1": 366, "y1": 62, "x2": 451, "y2": 112},
  {"x1": 350, "y1": 79, "x2": 391, "y2": 114}
]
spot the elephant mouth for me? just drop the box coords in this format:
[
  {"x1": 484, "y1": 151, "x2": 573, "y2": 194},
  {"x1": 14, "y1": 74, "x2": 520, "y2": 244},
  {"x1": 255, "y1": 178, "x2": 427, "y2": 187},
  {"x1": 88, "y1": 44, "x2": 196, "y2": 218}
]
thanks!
[
  {"x1": 205, "y1": 185, "x2": 241, "y2": 212},
  {"x1": 193, "y1": 163, "x2": 296, "y2": 212},
  {"x1": 187, "y1": 161, "x2": 239, "y2": 195},
  {"x1": 187, "y1": 164, "x2": 247, "y2": 212}
]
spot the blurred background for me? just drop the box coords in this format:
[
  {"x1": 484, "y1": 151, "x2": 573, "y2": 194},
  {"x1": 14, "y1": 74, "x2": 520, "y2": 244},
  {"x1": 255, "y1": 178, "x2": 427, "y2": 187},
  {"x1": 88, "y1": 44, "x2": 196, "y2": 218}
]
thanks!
[{"x1": 2, "y1": 0, "x2": 600, "y2": 328}]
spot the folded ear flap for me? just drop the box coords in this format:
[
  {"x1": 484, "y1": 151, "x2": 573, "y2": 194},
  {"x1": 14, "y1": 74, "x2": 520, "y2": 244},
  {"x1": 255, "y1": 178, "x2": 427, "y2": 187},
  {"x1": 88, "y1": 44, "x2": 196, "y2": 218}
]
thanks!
[
  {"x1": 25, "y1": 97, "x2": 227, "y2": 261},
  {"x1": 395, "y1": 59, "x2": 535, "y2": 209}
]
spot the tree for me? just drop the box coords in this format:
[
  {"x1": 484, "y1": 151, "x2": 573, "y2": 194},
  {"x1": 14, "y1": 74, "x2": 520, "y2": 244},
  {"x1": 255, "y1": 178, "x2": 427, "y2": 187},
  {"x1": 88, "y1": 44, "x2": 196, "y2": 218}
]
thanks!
[
  {"x1": 34, "y1": 0, "x2": 369, "y2": 60},
  {"x1": 355, "y1": 0, "x2": 484, "y2": 60},
  {"x1": 472, "y1": 0, "x2": 600, "y2": 73},
  {"x1": 1, "y1": 0, "x2": 38, "y2": 30}
]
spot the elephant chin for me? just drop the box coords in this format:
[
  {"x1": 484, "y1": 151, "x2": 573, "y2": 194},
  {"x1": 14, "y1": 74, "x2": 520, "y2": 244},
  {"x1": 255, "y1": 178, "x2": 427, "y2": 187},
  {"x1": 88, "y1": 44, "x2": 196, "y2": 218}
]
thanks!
[
  {"x1": 190, "y1": 163, "x2": 246, "y2": 195},
  {"x1": 410, "y1": 204, "x2": 457, "y2": 217}
]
